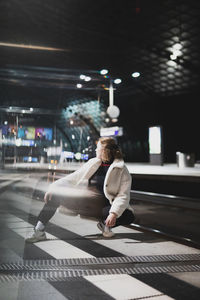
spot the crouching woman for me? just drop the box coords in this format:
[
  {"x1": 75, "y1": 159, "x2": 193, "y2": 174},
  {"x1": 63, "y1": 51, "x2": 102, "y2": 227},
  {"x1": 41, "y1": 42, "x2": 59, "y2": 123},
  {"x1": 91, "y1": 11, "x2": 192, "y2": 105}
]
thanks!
[{"x1": 26, "y1": 137, "x2": 135, "y2": 242}]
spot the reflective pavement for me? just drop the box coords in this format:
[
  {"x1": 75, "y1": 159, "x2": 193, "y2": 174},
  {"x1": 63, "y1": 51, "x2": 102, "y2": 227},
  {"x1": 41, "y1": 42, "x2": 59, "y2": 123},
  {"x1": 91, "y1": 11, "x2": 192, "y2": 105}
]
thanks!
[{"x1": 0, "y1": 170, "x2": 200, "y2": 300}]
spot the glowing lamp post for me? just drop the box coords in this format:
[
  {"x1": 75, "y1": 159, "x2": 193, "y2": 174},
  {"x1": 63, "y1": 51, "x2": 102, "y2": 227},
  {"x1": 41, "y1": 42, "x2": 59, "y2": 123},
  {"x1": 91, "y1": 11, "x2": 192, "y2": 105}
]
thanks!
[{"x1": 106, "y1": 79, "x2": 121, "y2": 119}]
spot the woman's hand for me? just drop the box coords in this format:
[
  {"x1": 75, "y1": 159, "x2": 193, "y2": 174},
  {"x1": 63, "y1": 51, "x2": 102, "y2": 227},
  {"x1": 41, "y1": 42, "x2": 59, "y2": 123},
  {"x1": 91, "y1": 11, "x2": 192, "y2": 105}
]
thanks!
[
  {"x1": 105, "y1": 212, "x2": 117, "y2": 227},
  {"x1": 44, "y1": 191, "x2": 52, "y2": 204}
]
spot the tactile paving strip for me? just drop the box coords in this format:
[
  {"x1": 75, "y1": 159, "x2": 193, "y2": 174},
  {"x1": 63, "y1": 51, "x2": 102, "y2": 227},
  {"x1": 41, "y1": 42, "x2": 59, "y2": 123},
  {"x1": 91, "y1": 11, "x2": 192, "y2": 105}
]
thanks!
[
  {"x1": 1, "y1": 253, "x2": 200, "y2": 271},
  {"x1": 0, "y1": 254, "x2": 200, "y2": 282},
  {"x1": 0, "y1": 264, "x2": 200, "y2": 282}
]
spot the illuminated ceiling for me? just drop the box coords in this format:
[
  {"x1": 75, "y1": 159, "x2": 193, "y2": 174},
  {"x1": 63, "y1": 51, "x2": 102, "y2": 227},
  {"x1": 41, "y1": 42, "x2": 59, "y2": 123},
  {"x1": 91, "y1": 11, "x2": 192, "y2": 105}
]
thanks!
[{"x1": 0, "y1": 0, "x2": 199, "y2": 110}]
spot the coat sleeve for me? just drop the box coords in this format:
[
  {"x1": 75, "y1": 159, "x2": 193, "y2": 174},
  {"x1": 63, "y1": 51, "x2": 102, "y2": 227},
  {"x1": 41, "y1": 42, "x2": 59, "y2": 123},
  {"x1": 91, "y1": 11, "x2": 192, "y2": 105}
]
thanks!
[
  {"x1": 48, "y1": 158, "x2": 94, "y2": 193},
  {"x1": 109, "y1": 167, "x2": 132, "y2": 217}
]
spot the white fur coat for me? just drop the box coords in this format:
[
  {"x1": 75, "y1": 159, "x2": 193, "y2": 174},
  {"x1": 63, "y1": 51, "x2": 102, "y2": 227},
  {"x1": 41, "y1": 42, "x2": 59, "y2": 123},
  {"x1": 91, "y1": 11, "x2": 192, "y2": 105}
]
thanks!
[{"x1": 49, "y1": 157, "x2": 133, "y2": 217}]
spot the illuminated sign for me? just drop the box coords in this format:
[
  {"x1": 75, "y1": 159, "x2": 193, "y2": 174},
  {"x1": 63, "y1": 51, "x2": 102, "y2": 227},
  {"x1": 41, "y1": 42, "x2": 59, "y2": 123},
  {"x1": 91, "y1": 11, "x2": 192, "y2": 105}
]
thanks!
[
  {"x1": 149, "y1": 126, "x2": 162, "y2": 154},
  {"x1": 63, "y1": 151, "x2": 74, "y2": 159},
  {"x1": 100, "y1": 126, "x2": 123, "y2": 137},
  {"x1": 81, "y1": 154, "x2": 89, "y2": 160}
]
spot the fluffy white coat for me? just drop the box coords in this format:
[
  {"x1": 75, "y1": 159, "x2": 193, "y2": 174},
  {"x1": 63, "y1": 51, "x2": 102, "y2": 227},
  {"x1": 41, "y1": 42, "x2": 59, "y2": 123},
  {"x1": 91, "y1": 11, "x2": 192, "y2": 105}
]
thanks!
[{"x1": 49, "y1": 157, "x2": 133, "y2": 217}]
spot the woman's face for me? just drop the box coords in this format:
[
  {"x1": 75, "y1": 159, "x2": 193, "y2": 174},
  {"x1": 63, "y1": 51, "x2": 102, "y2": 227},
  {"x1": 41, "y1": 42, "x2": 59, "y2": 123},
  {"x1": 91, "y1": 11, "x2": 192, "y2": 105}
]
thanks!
[{"x1": 95, "y1": 141, "x2": 103, "y2": 159}]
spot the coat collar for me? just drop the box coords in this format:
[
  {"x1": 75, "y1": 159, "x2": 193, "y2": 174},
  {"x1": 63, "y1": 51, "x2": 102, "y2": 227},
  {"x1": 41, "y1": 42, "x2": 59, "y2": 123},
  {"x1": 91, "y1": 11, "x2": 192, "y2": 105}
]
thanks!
[
  {"x1": 111, "y1": 159, "x2": 124, "y2": 169},
  {"x1": 90, "y1": 157, "x2": 124, "y2": 169}
]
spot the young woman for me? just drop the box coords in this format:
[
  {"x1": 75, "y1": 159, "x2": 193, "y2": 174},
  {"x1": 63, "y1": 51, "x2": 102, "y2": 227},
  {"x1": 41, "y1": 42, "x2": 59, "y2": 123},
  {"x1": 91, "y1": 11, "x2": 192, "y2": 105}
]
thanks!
[{"x1": 26, "y1": 137, "x2": 135, "y2": 242}]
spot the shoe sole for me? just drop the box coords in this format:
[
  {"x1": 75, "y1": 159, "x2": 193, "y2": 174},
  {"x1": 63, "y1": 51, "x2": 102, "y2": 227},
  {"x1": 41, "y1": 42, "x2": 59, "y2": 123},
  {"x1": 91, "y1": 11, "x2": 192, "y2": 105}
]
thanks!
[
  {"x1": 25, "y1": 236, "x2": 47, "y2": 243},
  {"x1": 103, "y1": 230, "x2": 115, "y2": 238}
]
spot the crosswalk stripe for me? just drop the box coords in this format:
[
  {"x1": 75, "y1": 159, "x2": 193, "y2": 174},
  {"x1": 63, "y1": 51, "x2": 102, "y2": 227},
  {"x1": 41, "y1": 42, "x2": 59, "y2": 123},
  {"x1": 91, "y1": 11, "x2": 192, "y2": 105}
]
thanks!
[
  {"x1": 3, "y1": 213, "x2": 176, "y2": 299},
  {"x1": 84, "y1": 274, "x2": 174, "y2": 300},
  {"x1": 6, "y1": 214, "x2": 95, "y2": 259}
]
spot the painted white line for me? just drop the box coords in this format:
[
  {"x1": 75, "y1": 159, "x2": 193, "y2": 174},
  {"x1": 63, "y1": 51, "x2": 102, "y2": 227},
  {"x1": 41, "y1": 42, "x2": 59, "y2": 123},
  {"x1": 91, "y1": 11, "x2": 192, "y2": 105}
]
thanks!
[
  {"x1": 8, "y1": 214, "x2": 95, "y2": 259},
  {"x1": 84, "y1": 274, "x2": 172, "y2": 300}
]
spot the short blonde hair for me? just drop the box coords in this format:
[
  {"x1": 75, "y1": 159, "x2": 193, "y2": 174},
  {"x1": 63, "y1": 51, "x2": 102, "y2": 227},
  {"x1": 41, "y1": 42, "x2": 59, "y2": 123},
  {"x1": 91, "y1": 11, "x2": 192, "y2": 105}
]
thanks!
[{"x1": 98, "y1": 137, "x2": 123, "y2": 162}]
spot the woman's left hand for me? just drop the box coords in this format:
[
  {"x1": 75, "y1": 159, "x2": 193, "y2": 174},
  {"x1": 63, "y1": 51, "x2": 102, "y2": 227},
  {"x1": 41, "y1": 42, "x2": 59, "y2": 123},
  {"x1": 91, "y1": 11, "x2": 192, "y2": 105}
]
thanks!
[{"x1": 105, "y1": 213, "x2": 117, "y2": 227}]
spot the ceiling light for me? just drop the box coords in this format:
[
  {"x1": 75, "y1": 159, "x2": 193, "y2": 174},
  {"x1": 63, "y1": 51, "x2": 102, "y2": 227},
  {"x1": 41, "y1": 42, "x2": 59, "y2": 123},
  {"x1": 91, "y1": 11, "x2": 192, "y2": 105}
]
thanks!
[
  {"x1": 100, "y1": 69, "x2": 108, "y2": 75},
  {"x1": 80, "y1": 74, "x2": 86, "y2": 80},
  {"x1": 170, "y1": 54, "x2": 177, "y2": 60},
  {"x1": 112, "y1": 118, "x2": 118, "y2": 123},
  {"x1": 77, "y1": 83, "x2": 82, "y2": 88},
  {"x1": 167, "y1": 60, "x2": 177, "y2": 67},
  {"x1": 114, "y1": 78, "x2": 122, "y2": 84},
  {"x1": 0, "y1": 42, "x2": 65, "y2": 52},
  {"x1": 172, "y1": 43, "x2": 182, "y2": 50},
  {"x1": 85, "y1": 76, "x2": 91, "y2": 82},
  {"x1": 173, "y1": 49, "x2": 182, "y2": 57},
  {"x1": 132, "y1": 72, "x2": 140, "y2": 78}
]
